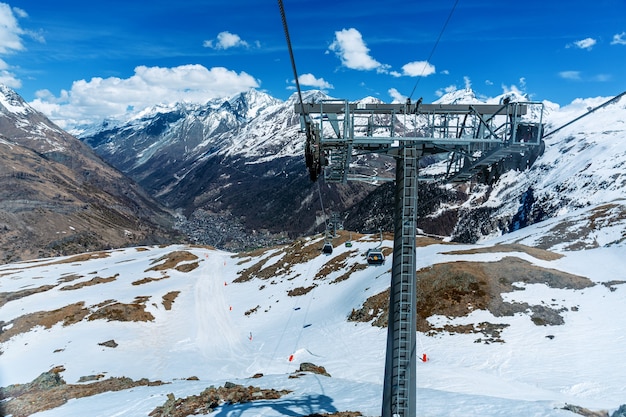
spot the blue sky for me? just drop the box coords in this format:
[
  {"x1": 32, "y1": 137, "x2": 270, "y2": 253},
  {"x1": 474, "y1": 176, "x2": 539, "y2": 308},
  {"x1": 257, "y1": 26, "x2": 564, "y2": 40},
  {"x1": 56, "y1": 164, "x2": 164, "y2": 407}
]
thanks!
[{"x1": 1, "y1": 0, "x2": 625, "y2": 127}]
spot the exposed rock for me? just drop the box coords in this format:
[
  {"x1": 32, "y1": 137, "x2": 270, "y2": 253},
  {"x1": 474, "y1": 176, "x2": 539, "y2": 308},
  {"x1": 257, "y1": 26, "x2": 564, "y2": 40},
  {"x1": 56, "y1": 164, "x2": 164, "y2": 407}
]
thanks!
[
  {"x1": 562, "y1": 403, "x2": 609, "y2": 417},
  {"x1": 77, "y1": 374, "x2": 106, "y2": 383},
  {"x1": 298, "y1": 362, "x2": 331, "y2": 377},
  {"x1": 0, "y1": 367, "x2": 164, "y2": 417},
  {"x1": 148, "y1": 383, "x2": 291, "y2": 417},
  {"x1": 98, "y1": 339, "x2": 118, "y2": 348},
  {"x1": 612, "y1": 405, "x2": 626, "y2": 417}
]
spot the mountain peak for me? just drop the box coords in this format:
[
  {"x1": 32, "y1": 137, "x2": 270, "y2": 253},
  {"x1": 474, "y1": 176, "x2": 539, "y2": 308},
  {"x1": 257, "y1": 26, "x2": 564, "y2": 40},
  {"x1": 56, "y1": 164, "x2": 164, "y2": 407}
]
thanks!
[
  {"x1": 357, "y1": 96, "x2": 384, "y2": 105},
  {"x1": 225, "y1": 89, "x2": 282, "y2": 119},
  {"x1": 434, "y1": 87, "x2": 481, "y2": 105},
  {"x1": 287, "y1": 89, "x2": 332, "y2": 104},
  {"x1": 0, "y1": 84, "x2": 32, "y2": 116}
]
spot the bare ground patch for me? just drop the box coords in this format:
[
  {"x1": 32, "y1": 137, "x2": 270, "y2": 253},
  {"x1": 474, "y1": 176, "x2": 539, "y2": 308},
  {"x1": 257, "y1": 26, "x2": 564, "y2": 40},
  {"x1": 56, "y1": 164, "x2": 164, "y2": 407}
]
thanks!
[
  {"x1": 349, "y1": 256, "x2": 594, "y2": 341},
  {"x1": 162, "y1": 291, "x2": 180, "y2": 310},
  {"x1": 34, "y1": 251, "x2": 112, "y2": 268},
  {"x1": 235, "y1": 231, "x2": 381, "y2": 284},
  {"x1": 146, "y1": 251, "x2": 199, "y2": 273},
  {"x1": 1, "y1": 297, "x2": 155, "y2": 343},
  {"x1": 58, "y1": 273, "x2": 85, "y2": 283},
  {"x1": 288, "y1": 285, "x2": 317, "y2": 297},
  {"x1": 0, "y1": 367, "x2": 165, "y2": 417},
  {"x1": 132, "y1": 276, "x2": 169, "y2": 285},
  {"x1": 88, "y1": 297, "x2": 155, "y2": 322},
  {"x1": 332, "y1": 262, "x2": 369, "y2": 284},
  {"x1": 0, "y1": 284, "x2": 57, "y2": 308},
  {"x1": 532, "y1": 203, "x2": 626, "y2": 250},
  {"x1": 59, "y1": 274, "x2": 119, "y2": 291},
  {"x1": 602, "y1": 280, "x2": 626, "y2": 292},
  {"x1": 234, "y1": 235, "x2": 329, "y2": 283},
  {"x1": 0, "y1": 302, "x2": 89, "y2": 343},
  {"x1": 442, "y1": 243, "x2": 563, "y2": 261},
  {"x1": 314, "y1": 250, "x2": 365, "y2": 281}
]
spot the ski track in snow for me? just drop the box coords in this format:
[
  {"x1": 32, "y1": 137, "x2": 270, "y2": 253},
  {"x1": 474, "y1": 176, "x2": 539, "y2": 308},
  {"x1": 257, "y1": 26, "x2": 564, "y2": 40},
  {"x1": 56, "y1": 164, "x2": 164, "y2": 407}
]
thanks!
[
  {"x1": 1, "y1": 238, "x2": 626, "y2": 415},
  {"x1": 195, "y1": 253, "x2": 241, "y2": 357}
]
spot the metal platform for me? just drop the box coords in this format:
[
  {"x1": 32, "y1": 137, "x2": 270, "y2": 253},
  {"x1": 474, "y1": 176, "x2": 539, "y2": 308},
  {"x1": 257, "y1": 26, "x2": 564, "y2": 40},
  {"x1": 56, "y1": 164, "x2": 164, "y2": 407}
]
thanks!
[
  {"x1": 296, "y1": 98, "x2": 544, "y2": 417},
  {"x1": 299, "y1": 99, "x2": 544, "y2": 184}
]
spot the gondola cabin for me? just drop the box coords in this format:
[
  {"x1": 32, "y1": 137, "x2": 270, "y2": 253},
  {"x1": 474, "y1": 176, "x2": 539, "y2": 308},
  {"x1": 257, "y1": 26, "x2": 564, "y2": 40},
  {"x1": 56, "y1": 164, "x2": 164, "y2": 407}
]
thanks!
[
  {"x1": 322, "y1": 242, "x2": 333, "y2": 254},
  {"x1": 366, "y1": 248, "x2": 385, "y2": 265}
]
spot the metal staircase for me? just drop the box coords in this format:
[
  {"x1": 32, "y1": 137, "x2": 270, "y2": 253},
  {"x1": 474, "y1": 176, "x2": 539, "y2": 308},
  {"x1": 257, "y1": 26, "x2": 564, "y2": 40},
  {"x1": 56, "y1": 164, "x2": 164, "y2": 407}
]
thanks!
[{"x1": 383, "y1": 144, "x2": 418, "y2": 417}]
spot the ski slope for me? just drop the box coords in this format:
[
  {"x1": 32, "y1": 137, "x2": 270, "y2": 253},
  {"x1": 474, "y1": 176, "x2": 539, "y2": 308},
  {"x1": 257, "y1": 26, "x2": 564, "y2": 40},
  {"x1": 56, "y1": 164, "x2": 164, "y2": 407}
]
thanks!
[{"x1": 1, "y1": 227, "x2": 626, "y2": 416}]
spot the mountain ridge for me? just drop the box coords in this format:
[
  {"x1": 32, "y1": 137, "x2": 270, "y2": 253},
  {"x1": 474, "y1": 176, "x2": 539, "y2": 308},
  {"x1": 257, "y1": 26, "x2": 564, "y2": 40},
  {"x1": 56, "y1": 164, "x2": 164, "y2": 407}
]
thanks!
[
  {"x1": 1, "y1": 84, "x2": 626, "y2": 415},
  {"x1": 74, "y1": 86, "x2": 626, "y2": 250},
  {"x1": 0, "y1": 85, "x2": 181, "y2": 262}
]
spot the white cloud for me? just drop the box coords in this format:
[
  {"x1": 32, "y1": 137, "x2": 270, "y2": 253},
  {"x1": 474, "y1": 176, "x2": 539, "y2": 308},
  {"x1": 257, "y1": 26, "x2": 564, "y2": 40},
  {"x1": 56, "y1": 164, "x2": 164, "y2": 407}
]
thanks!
[
  {"x1": 611, "y1": 32, "x2": 626, "y2": 45},
  {"x1": 203, "y1": 31, "x2": 250, "y2": 50},
  {"x1": 559, "y1": 70, "x2": 581, "y2": 80},
  {"x1": 0, "y1": 69, "x2": 21, "y2": 88},
  {"x1": 11, "y1": 6, "x2": 27, "y2": 18},
  {"x1": 297, "y1": 73, "x2": 333, "y2": 90},
  {"x1": 388, "y1": 88, "x2": 406, "y2": 103},
  {"x1": 592, "y1": 73, "x2": 611, "y2": 82},
  {"x1": 29, "y1": 64, "x2": 260, "y2": 128},
  {"x1": 328, "y1": 28, "x2": 384, "y2": 71},
  {"x1": 501, "y1": 83, "x2": 524, "y2": 96},
  {"x1": 401, "y1": 61, "x2": 436, "y2": 77},
  {"x1": 463, "y1": 76, "x2": 472, "y2": 90},
  {"x1": 435, "y1": 84, "x2": 458, "y2": 97},
  {"x1": 0, "y1": 3, "x2": 45, "y2": 89},
  {"x1": 567, "y1": 37, "x2": 597, "y2": 50},
  {"x1": 0, "y1": 3, "x2": 26, "y2": 54}
]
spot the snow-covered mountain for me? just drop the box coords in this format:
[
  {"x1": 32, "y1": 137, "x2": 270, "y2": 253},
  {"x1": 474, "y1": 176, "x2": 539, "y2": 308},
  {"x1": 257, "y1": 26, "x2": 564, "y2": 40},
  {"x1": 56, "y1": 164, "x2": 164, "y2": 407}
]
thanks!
[
  {"x1": 3, "y1": 84, "x2": 626, "y2": 416},
  {"x1": 443, "y1": 93, "x2": 626, "y2": 245},
  {"x1": 75, "y1": 87, "x2": 626, "y2": 252},
  {"x1": 0, "y1": 85, "x2": 179, "y2": 262},
  {"x1": 77, "y1": 89, "x2": 297, "y2": 193},
  {"x1": 78, "y1": 89, "x2": 377, "y2": 249}
]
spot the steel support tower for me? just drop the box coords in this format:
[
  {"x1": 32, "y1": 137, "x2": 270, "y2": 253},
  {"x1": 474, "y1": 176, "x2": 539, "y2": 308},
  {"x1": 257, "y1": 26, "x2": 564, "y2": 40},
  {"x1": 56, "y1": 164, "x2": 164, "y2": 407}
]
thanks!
[
  {"x1": 382, "y1": 143, "x2": 419, "y2": 416},
  {"x1": 296, "y1": 99, "x2": 544, "y2": 417}
]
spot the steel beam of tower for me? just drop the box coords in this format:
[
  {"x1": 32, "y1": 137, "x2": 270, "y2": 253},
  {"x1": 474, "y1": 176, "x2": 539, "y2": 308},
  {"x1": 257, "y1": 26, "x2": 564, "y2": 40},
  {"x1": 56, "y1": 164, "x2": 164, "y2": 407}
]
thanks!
[
  {"x1": 296, "y1": 99, "x2": 544, "y2": 417},
  {"x1": 382, "y1": 144, "x2": 419, "y2": 417}
]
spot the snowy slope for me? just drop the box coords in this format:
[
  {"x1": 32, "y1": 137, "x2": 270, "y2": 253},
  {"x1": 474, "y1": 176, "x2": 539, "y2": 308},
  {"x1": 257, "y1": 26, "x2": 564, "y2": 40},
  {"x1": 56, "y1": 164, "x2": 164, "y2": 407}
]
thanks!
[
  {"x1": 489, "y1": 96, "x2": 626, "y2": 213},
  {"x1": 415, "y1": 92, "x2": 626, "y2": 244},
  {"x1": 1, "y1": 227, "x2": 626, "y2": 416}
]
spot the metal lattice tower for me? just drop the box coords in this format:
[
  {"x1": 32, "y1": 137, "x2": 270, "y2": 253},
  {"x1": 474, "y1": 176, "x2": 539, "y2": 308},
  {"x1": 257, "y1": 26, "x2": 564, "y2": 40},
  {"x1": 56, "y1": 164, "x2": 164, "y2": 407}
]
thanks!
[
  {"x1": 382, "y1": 144, "x2": 419, "y2": 417},
  {"x1": 296, "y1": 99, "x2": 544, "y2": 417}
]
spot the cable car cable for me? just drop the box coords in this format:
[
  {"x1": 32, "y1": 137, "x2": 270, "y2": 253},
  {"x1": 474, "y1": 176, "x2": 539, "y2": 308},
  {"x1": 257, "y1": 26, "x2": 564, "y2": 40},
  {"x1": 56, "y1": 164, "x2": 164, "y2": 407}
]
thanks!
[
  {"x1": 278, "y1": 0, "x2": 306, "y2": 114},
  {"x1": 408, "y1": 0, "x2": 460, "y2": 101},
  {"x1": 543, "y1": 90, "x2": 626, "y2": 139}
]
